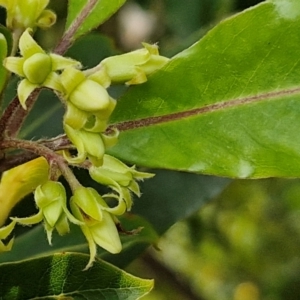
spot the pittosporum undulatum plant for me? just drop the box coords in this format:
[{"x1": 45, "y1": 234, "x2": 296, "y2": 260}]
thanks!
[{"x1": 0, "y1": 0, "x2": 169, "y2": 269}]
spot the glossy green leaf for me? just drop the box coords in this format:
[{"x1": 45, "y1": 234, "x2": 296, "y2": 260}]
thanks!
[
  {"x1": 0, "y1": 252, "x2": 153, "y2": 299},
  {"x1": 134, "y1": 170, "x2": 230, "y2": 234},
  {"x1": 109, "y1": 0, "x2": 300, "y2": 179},
  {"x1": 66, "y1": 0, "x2": 126, "y2": 40}
]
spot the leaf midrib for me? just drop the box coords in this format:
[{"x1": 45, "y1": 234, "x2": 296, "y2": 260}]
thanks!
[{"x1": 110, "y1": 86, "x2": 300, "y2": 132}]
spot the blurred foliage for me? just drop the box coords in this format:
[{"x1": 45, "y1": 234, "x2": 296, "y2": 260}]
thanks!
[{"x1": 130, "y1": 179, "x2": 300, "y2": 300}]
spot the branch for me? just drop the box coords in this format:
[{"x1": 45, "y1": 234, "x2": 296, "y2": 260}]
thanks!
[
  {"x1": 0, "y1": 89, "x2": 41, "y2": 141},
  {"x1": 54, "y1": 0, "x2": 98, "y2": 55},
  {"x1": 0, "y1": 135, "x2": 72, "y2": 174}
]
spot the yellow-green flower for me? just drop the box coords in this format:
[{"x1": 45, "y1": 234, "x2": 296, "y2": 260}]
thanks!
[
  {"x1": 3, "y1": 28, "x2": 81, "y2": 109},
  {"x1": 93, "y1": 43, "x2": 169, "y2": 85},
  {"x1": 70, "y1": 187, "x2": 122, "y2": 269},
  {"x1": 63, "y1": 124, "x2": 118, "y2": 167},
  {"x1": 90, "y1": 154, "x2": 154, "y2": 214},
  {"x1": 0, "y1": 0, "x2": 56, "y2": 30},
  {"x1": 12, "y1": 181, "x2": 82, "y2": 244}
]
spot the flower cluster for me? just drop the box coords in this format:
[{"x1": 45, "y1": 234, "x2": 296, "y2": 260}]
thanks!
[
  {"x1": 0, "y1": 20, "x2": 169, "y2": 268},
  {"x1": 4, "y1": 29, "x2": 80, "y2": 109}
]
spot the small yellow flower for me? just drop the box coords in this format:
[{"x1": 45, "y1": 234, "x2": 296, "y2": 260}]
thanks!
[
  {"x1": 3, "y1": 29, "x2": 81, "y2": 109},
  {"x1": 70, "y1": 187, "x2": 122, "y2": 269},
  {"x1": 0, "y1": 0, "x2": 56, "y2": 30},
  {"x1": 12, "y1": 181, "x2": 82, "y2": 244},
  {"x1": 90, "y1": 154, "x2": 154, "y2": 214},
  {"x1": 63, "y1": 124, "x2": 118, "y2": 167},
  {"x1": 95, "y1": 43, "x2": 170, "y2": 85}
]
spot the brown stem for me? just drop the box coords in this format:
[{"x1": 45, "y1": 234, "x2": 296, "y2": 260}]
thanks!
[
  {"x1": 0, "y1": 138, "x2": 60, "y2": 161},
  {"x1": 0, "y1": 89, "x2": 41, "y2": 141},
  {"x1": 0, "y1": 138, "x2": 81, "y2": 192},
  {"x1": 54, "y1": 0, "x2": 99, "y2": 55},
  {"x1": 0, "y1": 135, "x2": 73, "y2": 174}
]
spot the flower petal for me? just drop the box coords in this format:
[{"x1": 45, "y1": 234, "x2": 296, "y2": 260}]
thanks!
[
  {"x1": 19, "y1": 28, "x2": 44, "y2": 58},
  {"x1": 3, "y1": 57, "x2": 25, "y2": 76},
  {"x1": 17, "y1": 79, "x2": 38, "y2": 109},
  {"x1": 69, "y1": 79, "x2": 110, "y2": 112},
  {"x1": 63, "y1": 124, "x2": 86, "y2": 164},
  {"x1": 71, "y1": 187, "x2": 103, "y2": 222},
  {"x1": 0, "y1": 220, "x2": 16, "y2": 239},
  {"x1": 60, "y1": 67, "x2": 85, "y2": 95},
  {"x1": 11, "y1": 210, "x2": 44, "y2": 225},
  {"x1": 50, "y1": 53, "x2": 81, "y2": 71},
  {"x1": 64, "y1": 102, "x2": 89, "y2": 130},
  {"x1": 43, "y1": 72, "x2": 63, "y2": 93},
  {"x1": 90, "y1": 211, "x2": 122, "y2": 254}
]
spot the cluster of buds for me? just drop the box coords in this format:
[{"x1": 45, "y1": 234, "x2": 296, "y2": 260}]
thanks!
[
  {"x1": 0, "y1": 3, "x2": 169, "y2": 268},
  {"x1": 60, "y1": 66, "x2": 118, "y2": 167}
]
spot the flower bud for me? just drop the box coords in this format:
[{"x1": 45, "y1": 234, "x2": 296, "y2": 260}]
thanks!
[
  {"x1": 69, "y1": 79, "x2": 111, "y2": 112},
  {"x1": 23, "y1": 53, "x2": 52, "y2": 84},
  {"x1": 98, "y1": 43, "x2": 169, "y2": 85},
  {"x1": 71, "y1": 187, "x2": 103, "y2": 222},
  {"x1": 61, "y1": 67, "x2": 114, "y2": 114},
  {"x1": 34, "y1": 181, "x2": 66, "y2": 228}
]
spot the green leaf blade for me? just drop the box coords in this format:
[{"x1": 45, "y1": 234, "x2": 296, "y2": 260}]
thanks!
[
  {"x1": 109, "y1": 0, "x2": 300, "y2": 179},
  {"x1": 0, "y1": 253, "x2": 153, "y2": 300},
  {"x1": 66, "y1": 0, "x2": 126, "y2": 39}
]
